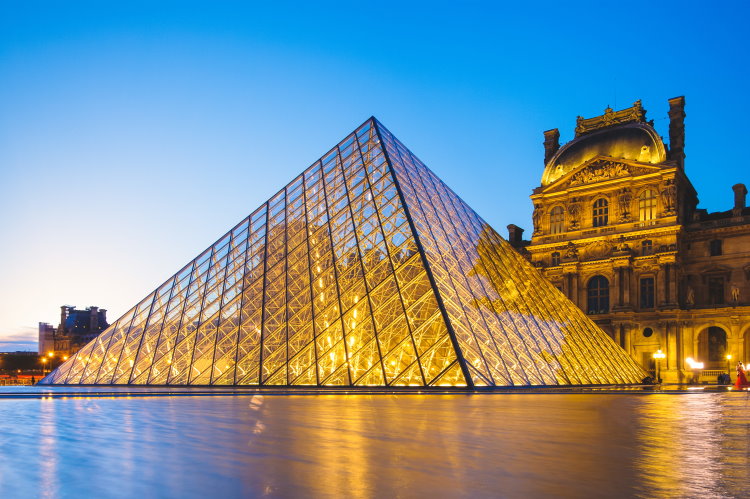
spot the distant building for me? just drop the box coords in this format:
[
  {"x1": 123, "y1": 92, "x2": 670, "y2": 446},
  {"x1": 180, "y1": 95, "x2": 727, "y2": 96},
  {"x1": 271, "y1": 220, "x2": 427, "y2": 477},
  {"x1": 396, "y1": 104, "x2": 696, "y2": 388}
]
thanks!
[
  {"x1": 38, "y1": 305, "x2": 109, "y2": 357},
  {"x1": 517, "y1": 97, "x2": 750, "y2": 382}
]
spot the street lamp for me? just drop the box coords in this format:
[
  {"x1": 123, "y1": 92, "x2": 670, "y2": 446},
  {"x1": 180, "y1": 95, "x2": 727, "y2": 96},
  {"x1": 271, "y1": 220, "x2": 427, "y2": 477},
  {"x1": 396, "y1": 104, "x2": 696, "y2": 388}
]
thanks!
[
  {"x1": 653, "y1": 349, "x2": 666, "y2": 383},
  {"x1": 41, "y1": 357, "x2": 47, "y2": 376}
]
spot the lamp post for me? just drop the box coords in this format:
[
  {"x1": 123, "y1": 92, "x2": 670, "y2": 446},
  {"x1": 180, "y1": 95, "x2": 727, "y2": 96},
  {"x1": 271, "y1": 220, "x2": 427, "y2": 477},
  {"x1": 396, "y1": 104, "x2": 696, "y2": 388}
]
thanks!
[
  {"x1": 41, "y1": 357, "x2": 47, "y2": 376},
  {"x1": 653, "y1": 349, "x2": 666, "y2": 383}
]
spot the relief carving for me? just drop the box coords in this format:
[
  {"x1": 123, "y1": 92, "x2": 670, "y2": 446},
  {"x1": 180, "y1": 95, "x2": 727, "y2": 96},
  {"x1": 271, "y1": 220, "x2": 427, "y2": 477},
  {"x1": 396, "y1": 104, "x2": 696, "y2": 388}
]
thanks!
[
  {"x1": 569, "y1": 160, "x2": 631, "y2": 186},
  {"x1": 584, "y1": 240, "x2": 613, "y2": 260},
  {"x1": 563, "y1": 241, "x2": 578, "y2": 260},
  {"x1": 567, "y1": 198, "x2": 581, "y2": 230},
  {"x1": 618, "y1": 188, "x2": 633, "y2": 222},
  {"x1": 575, "y1": 100, "x2": 646, "y2": 137},
  {"x1": 660, "y1": 179, "x2": 676, "y2": 215},
  {"x1": 532, "y1": 204, "x2": 544, "y2": 235}
]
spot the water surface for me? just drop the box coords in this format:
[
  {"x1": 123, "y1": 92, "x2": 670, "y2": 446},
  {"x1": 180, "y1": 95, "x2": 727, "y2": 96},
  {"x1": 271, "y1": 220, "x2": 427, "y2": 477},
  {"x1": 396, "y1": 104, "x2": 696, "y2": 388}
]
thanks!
[{"x1": 1, "y1": 390, "x2": 749, "y2": 498}]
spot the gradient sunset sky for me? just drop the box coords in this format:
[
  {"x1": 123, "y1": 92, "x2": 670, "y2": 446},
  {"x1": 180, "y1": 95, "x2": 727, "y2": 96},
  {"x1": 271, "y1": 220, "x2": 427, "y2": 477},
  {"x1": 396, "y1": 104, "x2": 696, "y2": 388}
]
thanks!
[{"x1": 1, "y1": 1, "x2": 748, "y2": 350}]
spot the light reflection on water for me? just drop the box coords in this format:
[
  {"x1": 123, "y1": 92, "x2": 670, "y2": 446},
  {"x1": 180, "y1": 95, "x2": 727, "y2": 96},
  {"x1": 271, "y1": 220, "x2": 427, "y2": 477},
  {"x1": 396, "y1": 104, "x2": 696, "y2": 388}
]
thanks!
[{"x1": 1, "y1": 393, "x2": 749, "y2": 498}]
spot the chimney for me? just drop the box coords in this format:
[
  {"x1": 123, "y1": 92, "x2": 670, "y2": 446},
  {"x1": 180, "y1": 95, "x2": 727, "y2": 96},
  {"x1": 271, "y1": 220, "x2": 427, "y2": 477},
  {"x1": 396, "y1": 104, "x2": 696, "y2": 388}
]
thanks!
[
  {"x1": 89, "y1": 306, "x2": 99, "y2": 331},
  {"x1": 60, "y1": 305, "x2": 70, "y2": 330},
  {"x1": 668, "y1": 96, "x2": 686, "y2": 168},
  {"x1": 507, "y1": 224, "x2": 524, "y2": 244},
  {"x1": 732, "y1": 183, "x2": 747, "y2": 215},
  {"x1": 543, "y1": 129, "x2": 560, "y2": 165}
]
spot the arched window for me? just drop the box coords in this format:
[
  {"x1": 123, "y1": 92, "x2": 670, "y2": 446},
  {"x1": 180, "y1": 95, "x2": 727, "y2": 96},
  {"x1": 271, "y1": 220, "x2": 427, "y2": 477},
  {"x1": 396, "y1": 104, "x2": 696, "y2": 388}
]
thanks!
[
  {"x1": 707, "y1": 327, "x2": 727, "y2": 362},
  {"x1": 587, "y1": 275, "x2": 609, "y2": 314},
  {"x1": 593, "y1": 198, "x2": 609, "y2": 227},
  {"x1": 549, "y1": 206, "x2": 564, "y2": 234},
  {"x1": 638, "y1": 189, "x2": 657, "y2": 221},
  {"x1": 551, "y1": 252, "x2": 560, "y2": 266}
]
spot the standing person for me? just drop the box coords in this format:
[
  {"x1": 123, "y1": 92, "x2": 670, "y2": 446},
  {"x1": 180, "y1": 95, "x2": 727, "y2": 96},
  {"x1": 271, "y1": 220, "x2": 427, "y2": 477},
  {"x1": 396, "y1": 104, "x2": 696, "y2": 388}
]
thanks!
[{"x1": 734, "y1": 362, "x2": 749, "y2": 389}]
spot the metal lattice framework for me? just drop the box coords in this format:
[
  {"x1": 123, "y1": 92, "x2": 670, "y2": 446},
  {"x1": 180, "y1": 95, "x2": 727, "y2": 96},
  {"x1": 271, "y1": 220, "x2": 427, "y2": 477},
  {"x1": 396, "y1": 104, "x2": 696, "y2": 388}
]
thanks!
[{"x1": 41, "y1": 118, "x2": 645, "y2": 388}]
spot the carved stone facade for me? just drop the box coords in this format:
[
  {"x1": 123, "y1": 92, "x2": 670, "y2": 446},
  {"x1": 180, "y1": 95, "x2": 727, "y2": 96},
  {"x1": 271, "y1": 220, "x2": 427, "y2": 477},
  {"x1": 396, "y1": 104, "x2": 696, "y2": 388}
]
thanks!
[{"x1": 521, "y1": 97, "x2": 750, "y2": 383}]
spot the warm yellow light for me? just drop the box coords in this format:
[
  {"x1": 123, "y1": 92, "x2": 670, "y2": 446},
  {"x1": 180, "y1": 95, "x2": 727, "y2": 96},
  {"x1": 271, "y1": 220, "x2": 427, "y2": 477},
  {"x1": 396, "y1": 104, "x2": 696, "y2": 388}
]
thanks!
[
  {"x1": 47, "y1": 351, "x2": 54, "y2": 357},
  {"x1": 726, "y1": 354, "x2": 733, "y2": 361},
  {"x1": 41, "y1": 358, "x2": 47, "y2": 363},
  {"x1": 129, "y1": 359, "x2": 134, "y2": 367},
  {"x1": 686, "y1": 357, "x2": 704, "y2": 369},
  {"x1": 653, "y1": 349, "x2": 666, "y2": 359},
  {"x1": 63, "y1": 356, "x2": 68, "y2": 361}
]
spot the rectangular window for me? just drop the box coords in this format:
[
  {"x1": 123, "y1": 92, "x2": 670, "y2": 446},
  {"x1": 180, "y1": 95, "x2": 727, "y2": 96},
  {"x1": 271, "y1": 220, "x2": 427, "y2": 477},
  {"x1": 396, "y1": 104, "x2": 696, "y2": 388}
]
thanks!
[
  {"x1": 709, "y1": 239, "x2": 722, "y2": 256},
  {"x1": 550, "y1": 207, "x2": 564, "y2": 234},
  {"x1": 593, "y1": 199, "x2": 609, "y2": 228},
  {"x1": 640, "y1": 277, "x2": 655, "y2": 309},
  {"x1": 708, "y1": 277, "x2": 724, "y2": 305},
  {"x1": 641, "y1": 240, "x2": 653, "y2": 256},
  {"x1": 551, "y1": 252, "x2": 560, "y2": 266}
]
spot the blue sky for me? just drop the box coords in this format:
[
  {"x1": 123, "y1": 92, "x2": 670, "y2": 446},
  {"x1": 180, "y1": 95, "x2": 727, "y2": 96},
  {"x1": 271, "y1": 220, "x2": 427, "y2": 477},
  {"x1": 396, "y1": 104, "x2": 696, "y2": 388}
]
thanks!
[{"x1": 1, "y1": 1, "x2": 748, "y2": 350}]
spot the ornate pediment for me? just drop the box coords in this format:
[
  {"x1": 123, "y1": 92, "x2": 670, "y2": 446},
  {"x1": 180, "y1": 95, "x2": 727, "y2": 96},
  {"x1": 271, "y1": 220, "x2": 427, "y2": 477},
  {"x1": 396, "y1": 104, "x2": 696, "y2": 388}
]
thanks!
[
  {"x1": 568, "y1": 159, "x2": 657, "y2": 186},
  {"x1": 538, "y1": 158, "x2": 658, "y2": 192}
]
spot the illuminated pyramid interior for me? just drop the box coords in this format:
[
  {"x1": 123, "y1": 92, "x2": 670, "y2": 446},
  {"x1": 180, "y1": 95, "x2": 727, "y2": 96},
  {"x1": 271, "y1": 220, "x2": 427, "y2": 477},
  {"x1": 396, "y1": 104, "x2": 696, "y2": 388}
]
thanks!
[{"x1": 42, "y1": 118, "x2": 645, "y2": 388}]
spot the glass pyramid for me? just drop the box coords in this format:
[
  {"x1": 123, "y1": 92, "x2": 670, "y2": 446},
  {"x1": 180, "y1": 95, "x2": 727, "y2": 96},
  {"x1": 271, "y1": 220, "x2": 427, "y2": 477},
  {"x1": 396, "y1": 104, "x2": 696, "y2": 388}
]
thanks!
[{"x1": 41, "y1": 118, "x2": 645, "y2": 388}]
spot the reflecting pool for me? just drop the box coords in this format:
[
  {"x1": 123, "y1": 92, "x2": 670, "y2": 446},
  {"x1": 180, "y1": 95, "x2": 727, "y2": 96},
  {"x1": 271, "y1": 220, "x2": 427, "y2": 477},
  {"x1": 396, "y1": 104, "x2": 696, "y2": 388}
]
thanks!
[{"x1": 1, "y1": 390, "x2": 749, "y2": 498}]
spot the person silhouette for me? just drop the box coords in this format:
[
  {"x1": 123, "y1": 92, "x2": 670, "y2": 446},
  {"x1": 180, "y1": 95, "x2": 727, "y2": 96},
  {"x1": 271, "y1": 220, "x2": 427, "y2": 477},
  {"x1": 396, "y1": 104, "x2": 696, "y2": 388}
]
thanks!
[{"x1": 735, "y1": 362, "x2": 749, "y2": 389}]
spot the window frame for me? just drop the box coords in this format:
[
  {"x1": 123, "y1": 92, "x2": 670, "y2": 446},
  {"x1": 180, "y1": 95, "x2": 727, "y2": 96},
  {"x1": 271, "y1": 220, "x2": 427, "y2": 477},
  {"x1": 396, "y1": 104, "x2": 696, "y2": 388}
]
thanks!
[
  {"x1": 587, "y1": 275, "x2": 610, "y2": 314},
  {"x1": 709, "y1": 239, "x2": 722, "y2": 257},
  {"x1": 550, "y1": 252, "x2": 561, "y2": 266},
  {"x1": 639, "y1": 276, "x2": 655, "y2": 309},
  {"x1": 549, "y1": 206, "x2": 565, "y2": 234},
  {"x1": 592, "y1": 198, "x2": 609, "y2": 227},
  {"x1": 638, "y1": 189, "x2": 657, "y2": 221}
]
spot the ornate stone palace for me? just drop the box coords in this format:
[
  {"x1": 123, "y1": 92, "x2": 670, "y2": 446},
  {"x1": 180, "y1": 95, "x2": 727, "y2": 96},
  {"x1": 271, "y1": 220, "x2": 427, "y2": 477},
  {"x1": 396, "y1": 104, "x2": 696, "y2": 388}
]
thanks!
[{"x1": 512, "y1": 97, "x2": 750, "y2": 382}]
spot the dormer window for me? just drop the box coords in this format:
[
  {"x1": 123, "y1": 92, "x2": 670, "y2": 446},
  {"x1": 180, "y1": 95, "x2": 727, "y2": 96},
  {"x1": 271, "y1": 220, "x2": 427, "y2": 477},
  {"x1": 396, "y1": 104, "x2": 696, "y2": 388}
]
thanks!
[
  {"x1": 593, "y1": 198, "x2": 609, "y2": 227},
  {"x1": 549, "y1": 206, "x2": 564, "y2": 234}
]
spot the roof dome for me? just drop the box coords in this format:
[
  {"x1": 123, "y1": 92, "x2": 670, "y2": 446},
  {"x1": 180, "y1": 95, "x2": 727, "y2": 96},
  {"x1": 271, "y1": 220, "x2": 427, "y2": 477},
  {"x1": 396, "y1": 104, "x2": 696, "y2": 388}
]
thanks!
[{"x1": 541, "y1": 123, "x2": 667, "y2": 186}]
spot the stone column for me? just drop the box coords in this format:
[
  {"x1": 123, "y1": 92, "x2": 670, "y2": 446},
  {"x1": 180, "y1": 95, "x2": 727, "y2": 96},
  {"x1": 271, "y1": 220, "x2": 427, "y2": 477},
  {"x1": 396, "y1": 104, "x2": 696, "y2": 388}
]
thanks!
[
  {"x1": 613, "y1": 322, "x2": 622, "y2": 346},
  {"x1": 622, "y1": 267, "x2": 631, "y2": 308},
  {"x1": 612, "y1": 269, "x2": 620, "y2": 308},
  {"x1": 657, "y1": 265, "x2": 667, "y2": 307},
  {"x1": 623, "y1": 323, "x2": 632, "y2": 358}
]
